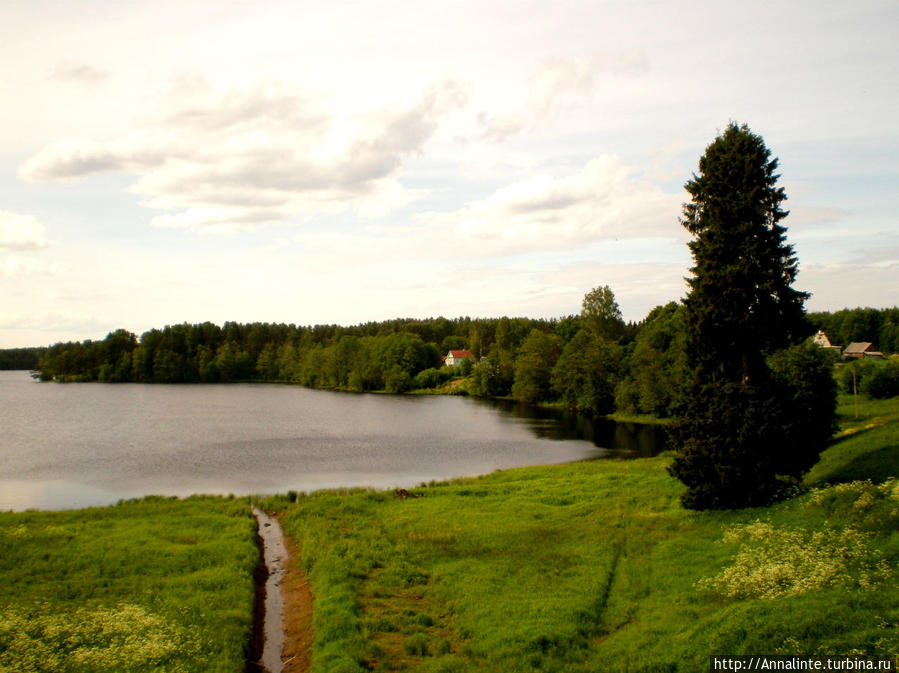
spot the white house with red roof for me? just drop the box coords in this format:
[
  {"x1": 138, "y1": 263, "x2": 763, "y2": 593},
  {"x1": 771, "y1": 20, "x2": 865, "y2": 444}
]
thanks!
[{"x1": 443, "y1": 349, "x2": 475, "y2": 366}]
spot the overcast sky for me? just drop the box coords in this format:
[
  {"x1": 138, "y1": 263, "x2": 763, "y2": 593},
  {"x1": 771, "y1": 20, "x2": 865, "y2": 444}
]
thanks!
[{"x1": 1, "y1": 1, "x2": 897, "y2": 348}]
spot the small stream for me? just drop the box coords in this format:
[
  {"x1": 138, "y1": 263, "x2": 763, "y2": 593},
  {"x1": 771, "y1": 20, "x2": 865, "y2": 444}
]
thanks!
[{"x1": 253, "y1": 508, "x2": 288, "y2": 673}]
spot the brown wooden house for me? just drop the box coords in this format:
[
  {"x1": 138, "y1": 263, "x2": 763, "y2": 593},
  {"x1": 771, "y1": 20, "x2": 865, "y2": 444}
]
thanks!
[{"x1": 843, "y1": 342, "x2": 884, "y2": 360}]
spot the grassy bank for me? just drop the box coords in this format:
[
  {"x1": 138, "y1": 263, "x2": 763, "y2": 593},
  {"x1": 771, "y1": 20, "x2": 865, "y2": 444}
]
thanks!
[
  {"x1": 265, "y1": 394, "x2": 899, "y2": 673},
  {"x1": 0, "y1": 496, "x2": 258, "y2": 673}
]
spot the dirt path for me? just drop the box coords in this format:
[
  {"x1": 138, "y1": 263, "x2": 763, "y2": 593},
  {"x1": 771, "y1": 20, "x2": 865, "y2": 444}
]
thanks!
[{"x1": 278, "y1": 514, "x2": 314, "y2": 673}]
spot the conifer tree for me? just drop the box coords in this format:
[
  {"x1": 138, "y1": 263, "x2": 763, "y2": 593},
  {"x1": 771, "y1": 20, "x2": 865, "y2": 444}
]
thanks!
[{"x1": 669, "y1": 123, "x2": 820, "y2": 509}]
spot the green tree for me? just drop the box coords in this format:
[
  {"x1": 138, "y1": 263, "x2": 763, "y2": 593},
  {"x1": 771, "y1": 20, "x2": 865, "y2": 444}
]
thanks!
[
  {"x1": 616, "y1": 302, "x2": 687, "y2": 417},
  {"x1": 196, "y1": 345, "x2": 218, "y2": 382},
  {"x1": 581, "y1": 285, "x2": 625, "y2": 342},
  {"x1": 511, "y1": 329, "x2": 560, "y2": 404},
  {"x1": 256, "y1": 343, "x2": 278, "y2": 381},
  {"x1": 553, "y1": 315, "x2": 583, "y2": 347},
  {"x1": 440, "y1": 335, "x2": 468, "y2": 353},
  {"x1": 130, "y1": 346, "x2": 152, "y2": 382},
  {"x1": 384, "y1": 365, "x2": 412, "y2": 393},
  {"x1": 112, "y1": 351, "x2": 133, "y2": 382},
  {"x1": 861, "y1": 360, "x2": 899, "y2": 399},
  {"x1": 468, "y1": 326, "x2": 482, "y2": 359},
  {"x1": 767, "y1": 342, "x2": 838, "y2": 476},
  {"x1": 468, "y1": 360, "x2": 513, "y2": 397},
  {"x1": 0, "y1": 347, "x2": 44, "y2": 370},
  {"x1": 375, "y1": 333, "x2": 435, "y2": 380},
  {"x1": 275, "y1": 341, "x2": 300, "y2": 382},
  {"x1": 552, "y1": 329, "x2": 620, "y2": 415},
  {"x1": 214, "y1": 342, "x2": 252, "y2": 381},
  {"x1": 153, "y1": 349, "x2": 185, "y2": 383},
  {"x1": 669, "y1": 123, "x2": 824, "y2": 510}
]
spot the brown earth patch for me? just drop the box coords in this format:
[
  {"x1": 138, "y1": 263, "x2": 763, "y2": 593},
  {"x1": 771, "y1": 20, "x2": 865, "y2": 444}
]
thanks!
[{"x1": 278, "y1": 516, "x2": 314, "y2": 673}]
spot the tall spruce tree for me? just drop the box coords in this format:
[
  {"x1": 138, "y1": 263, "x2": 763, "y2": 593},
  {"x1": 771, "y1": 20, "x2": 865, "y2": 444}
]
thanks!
[{"x1": 669, "y1": 123, "x2": 816, "y2": 509}]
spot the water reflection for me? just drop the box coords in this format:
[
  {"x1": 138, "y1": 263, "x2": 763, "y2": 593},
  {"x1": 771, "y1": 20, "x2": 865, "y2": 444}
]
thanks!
[{"x1": 477, "y1": 398, "x2": 669, "y2": 457}]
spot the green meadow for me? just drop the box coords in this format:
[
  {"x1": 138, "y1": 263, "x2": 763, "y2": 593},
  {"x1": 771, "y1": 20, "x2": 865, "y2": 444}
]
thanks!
[
  {"x1": 263, "y1": 393, "x2": 899, "y2": 673},
  {"x1": 0, "y1": 496, "x2": 258, "y2": 673}
]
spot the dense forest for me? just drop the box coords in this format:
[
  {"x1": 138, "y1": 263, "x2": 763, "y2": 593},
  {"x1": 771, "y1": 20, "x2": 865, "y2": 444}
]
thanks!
[
  {"x1": 0, "y1": 347, "x2": 44, "y2": 370},
  {"x1": 9, "y1": 300, "x2": 899, "y2": 416}
]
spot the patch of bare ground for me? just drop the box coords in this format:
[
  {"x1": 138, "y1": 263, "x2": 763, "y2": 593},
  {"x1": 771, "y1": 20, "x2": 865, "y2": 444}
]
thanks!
[{"x1": 279, "y1": 516, "x2": 314, "y2": 673}]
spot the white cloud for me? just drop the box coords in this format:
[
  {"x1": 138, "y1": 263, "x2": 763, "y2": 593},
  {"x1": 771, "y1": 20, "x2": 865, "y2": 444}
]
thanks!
[
  {"x1": 802, "y1": 261, "x2": 899, "y2": 313},
  {"x1": 529, "y1": 53, "x2": 645, "y2": 121},
  {"x1": 0, "y1": 256, "x2": 54, "y2": 277},
  {"x1": 19, "y1": 79, "x2": 467, "y2": 231},
  {"x1": 0, "y1": 311, "x2": 108, "y2": 335},
  {"x1": 3, "y1": 0, "x2": 898, "y2": 344},
  {"x1": 473, "y1": 51, "x2": 649, "y2": 143},
  {"x1": 0, "y1": 211, "x2": 49, "y2": 251},
  {"x1": 416, "y1": 155, "x2": 681, "y2": 255},
  {"x1": 541, "y1": 261, "x2": 690, "y2": 321},
  {"x1": 49, "y1": 60, "x2": 109, "y2": 87},
  {"x1": 783, "y1": 204, "x2": 851, "y2": 231},
  {"x1": 19, "y1": 140, "x2": 130, "y2": 182}
]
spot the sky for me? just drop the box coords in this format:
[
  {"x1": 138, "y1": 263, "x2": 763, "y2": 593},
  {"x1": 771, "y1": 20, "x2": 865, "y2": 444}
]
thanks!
[{"x1": 1, "y1": 1, "x2": 897, "y2": 348}]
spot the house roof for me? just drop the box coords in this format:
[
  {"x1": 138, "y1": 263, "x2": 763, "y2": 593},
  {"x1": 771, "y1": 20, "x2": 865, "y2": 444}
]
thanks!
[
  {"x1": 447, "y1": 350, "x2": 474, "y2": 359},
  {"x1": 844, "y1": 342, "x2": 874, "y2": 354},
  {"x1": 813, "y1": 330, "x2": 834, "y2": 348}
]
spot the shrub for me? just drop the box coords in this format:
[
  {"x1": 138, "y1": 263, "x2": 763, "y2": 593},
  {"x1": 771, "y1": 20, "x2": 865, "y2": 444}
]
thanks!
[
  {"x1": 413, "y1": 367, "x2": 454, "y2": 390},
  {"x1": 767, "y1": 341, "x2": 838, "y2": 477},
  {"x1": 0, "y1": 604, "x2": 203, "y2": 673},
  {"x1": 698, "y1": 521, "x2": 892, "y2": 600},
  {"x1": 862, "y1": 360, "x2": 899, "y2": 399},
  {"x1": 385, "y1": 366, "x2": 412, "y2": 393}
]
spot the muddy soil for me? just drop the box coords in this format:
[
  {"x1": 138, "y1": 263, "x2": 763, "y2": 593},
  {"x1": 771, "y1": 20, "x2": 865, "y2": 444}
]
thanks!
[{"x1": 278, "y1": 517, "x2": 314, "y2": 673}]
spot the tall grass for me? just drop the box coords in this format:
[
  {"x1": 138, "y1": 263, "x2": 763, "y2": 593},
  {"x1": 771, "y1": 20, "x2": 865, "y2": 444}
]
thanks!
[
  {"x1": 272, "y1": 396, "x2": 899, "y2": 672},
  {"x1": 0, "y1": 496, "x2": 258, "y2": 673}
]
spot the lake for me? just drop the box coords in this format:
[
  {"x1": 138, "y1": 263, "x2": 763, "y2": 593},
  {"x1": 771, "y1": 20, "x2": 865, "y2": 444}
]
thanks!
[{"x1": 0, "y1": 370, "x2": 667, "y2": 511}]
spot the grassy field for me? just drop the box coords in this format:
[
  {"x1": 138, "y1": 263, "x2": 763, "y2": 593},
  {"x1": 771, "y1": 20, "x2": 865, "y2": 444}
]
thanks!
[
  {"x1": 0, "y1": 496, "x2": 258, "y2": 673},
  {"x1": 264, "y1": 393, "x2": 899, "y2": 673}
]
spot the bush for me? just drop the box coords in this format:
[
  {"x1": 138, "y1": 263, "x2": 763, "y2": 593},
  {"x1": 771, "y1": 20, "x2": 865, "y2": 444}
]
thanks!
[
  {"x1": 698, "y1": 521, "x2": 891, "y2": 600},
  {"x1": 552, "y1": 330, "x2": 619, "y2": 416},
  {"x1": 468, "y1": 362, "x2": 513, "y2": 398},
  {"x1": 385, "y1": 366, "x2": 412, "y2": 394},
  {"x1": 839, "y1": 360, "x2": 876, "y2": 394},
  {"x1": 861, "y1": 360, "x2": 899, "y2": 399},
  {"x1": 413, "y1": 367, "x2": 454, "y2": 390},
  {"x1": 840, "y1": 359, "x2": 899, "y2": 399},
  {"x1": 458, "y1": 356, "x2": 475, "y2": 377},
  {"x1": 767, "y1": 341, "x2": 838, "y2": 477}
]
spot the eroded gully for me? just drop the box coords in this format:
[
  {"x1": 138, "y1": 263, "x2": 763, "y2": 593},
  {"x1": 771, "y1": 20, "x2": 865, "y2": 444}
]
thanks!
[{"x1": 252, "y1": 507, "x2": 288, "y2": 673}]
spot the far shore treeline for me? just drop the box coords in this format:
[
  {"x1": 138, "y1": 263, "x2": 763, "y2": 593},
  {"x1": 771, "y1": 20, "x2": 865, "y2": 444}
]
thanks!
[
  {"x1": 0, "y1": 347, "x2": 43, "y2": 371},
  {"x1": 12, "y1": 303, "x2": 899, "y2": 417}
]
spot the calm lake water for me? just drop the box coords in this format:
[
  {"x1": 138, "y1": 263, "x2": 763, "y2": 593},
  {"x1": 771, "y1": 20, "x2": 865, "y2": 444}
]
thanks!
[{"x1": 0, "y1": 370, "x2": 666, "y2": 511}]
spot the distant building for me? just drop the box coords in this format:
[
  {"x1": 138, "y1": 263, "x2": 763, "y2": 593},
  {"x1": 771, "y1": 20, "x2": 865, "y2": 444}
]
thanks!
[
  {"x1": 843, "y1": 342, "x2": 884, "y2": 360},
  {"x1": 443, "y1": 350, "x2": 475, "y2": 367},
  {"x1": 812, "y1": 330, "x2": 837, "y2": 349}
]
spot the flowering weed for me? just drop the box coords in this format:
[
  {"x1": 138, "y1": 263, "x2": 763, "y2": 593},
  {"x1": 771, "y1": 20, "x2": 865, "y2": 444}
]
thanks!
[
  {"x1": 699, "y1": 520, "x2": 892, "y2": 600},
  {"x1": 0, "y1": 604, "x2": 202, "y2": 673}
]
